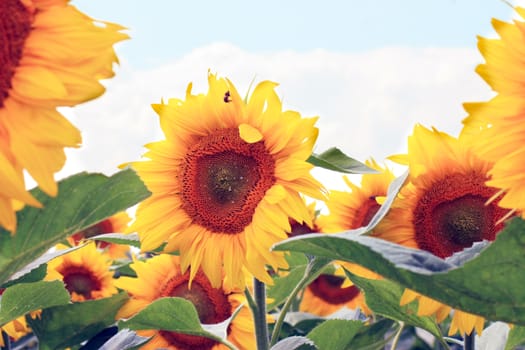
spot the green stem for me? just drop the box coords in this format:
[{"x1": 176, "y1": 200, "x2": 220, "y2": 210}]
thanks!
[
  {"x1": 443, "y1": 337, "x2": 463, "y2": 347},
  {"x1": 244, "y1": 287, "x2": 257, "y2": 316},
  {"x1": 253, "y1": 278, "x2": 270, "y2": 350},
  {"x1": 269, "y1": 264, "x2": 313, "y2": 347},
  {"x1": 390, "y1": 321, "x2": 405, "y2": 350},
  {"x1": 464, "y1": 331, "x2": 475, "y2": 350}
]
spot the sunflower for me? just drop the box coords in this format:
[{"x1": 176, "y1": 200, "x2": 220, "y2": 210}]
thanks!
[
  {"x1": 285, "y1": 201, "x2": 317, "y2": 238},
  {"x1": 461, "y1": 7, "x2": 525, "y2": 215},
  {"x1": 283, "y1": 202, "x2": 371, "y2": 316},
  {"x1": 115, "y1": 254, "x2": 255, "y2": 350},
  {"x1": 130, "y1": 73, "x2": 324, "y2": 289},
  {"x1": 46, "y1": 243, "x2": 118, "y2": 302},
  {"x1": 299, "y1": 268, "x2": 371, "y2": 317},
  {"x1": 0, "y1": 0, "x2": 127, "y2": 232},
  {"x1": 69, "y1": 212, "x2": 132, "y2": 259},
  {"x1": 316, "y1": 159, "x2": 395, "y2": 233},
  {"x1": 373, "y1": 124, "x2": 509, "y2": 335},
  {"x1": 283, "y1": 201, "x2": 370, "y2": 316},
  {"x1": 300, "y1": 162, "x2": 392, "y2": 316}
]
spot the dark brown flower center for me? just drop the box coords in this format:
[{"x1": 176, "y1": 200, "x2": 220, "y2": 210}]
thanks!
[
  {"x1": 413, "y1": 171, "x2": 508, "y2": 258},
  {"x1": 308, "y1": 274, "x2": 360, "y2": 304},
  {"x1": 352, "y1": 197, "x2": 381, "y2": 228},
  {"x1": 159, "y1": 271, "x2": 232, "y2": 349},
  {"x1": 0, "y1": 0, "x2": 33, "y2": 107},
  {"x1": 287, "y1": 219, "x2": 317, "y2": 237},
  {"x1": 62, "y1": 267, "x2": 101, "y2": 299},
  {"x1": 71, "y1": 220, "x2": 114, "y2": 249},
  {"x1": 181, "y1": 128, "x2": 276, "y2": 234},
  {"x1": 437, "y1": 196, "x2": 486, "y2": 246}
]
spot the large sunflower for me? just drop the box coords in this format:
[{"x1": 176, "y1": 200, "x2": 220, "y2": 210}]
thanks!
[
  {"x1": 130, "y1": 73, "x2": 324, "y2": 289},
  {"x1": 373, "y1": 124, "x2": 509, "y2": 335},
  {"x1": 115, "y1": 254, "x2": 255, "y2": 350},
  {"x1": 69, "y1": 212, "x2": 132, "y2": 259},
  {"x1": 46, "y1": 243, "x2": 118, "y2": 302},
  {"x1": 0, "y1": 0, "x2": 127, "y2": 231},
  {"x1": 300, "y1": 161, "x2": 392, "y2": 316},
  {"x1": 461, "y1": 7, "x2": 525, "y2": 214}
]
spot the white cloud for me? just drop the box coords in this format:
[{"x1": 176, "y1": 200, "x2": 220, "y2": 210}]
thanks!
[{"x1": 57, "y1": 42, "x2": 492, "y2": 188}]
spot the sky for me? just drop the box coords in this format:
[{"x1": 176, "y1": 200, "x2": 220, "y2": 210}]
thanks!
[{"x1": 57, "y1": 1, "x2": 523, "y2": 187}]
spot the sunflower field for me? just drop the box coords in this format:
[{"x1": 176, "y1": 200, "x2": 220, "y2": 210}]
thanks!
[{"x1": 1, "y1": 1, "x2": 525, "y2": 350}]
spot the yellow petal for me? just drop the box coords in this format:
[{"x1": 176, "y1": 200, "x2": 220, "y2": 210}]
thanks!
[{"x1": 238, "y1": 123, "x2": 263, "y2": 143}]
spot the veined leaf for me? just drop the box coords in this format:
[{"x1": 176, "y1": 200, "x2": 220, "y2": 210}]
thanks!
[
  {"x1": 505, "y1": 325, "x2": 525, "y2": 350},
  {"x1": 28, "y1": 292, "x2": 129, "y2": 350},
  {"x1": 307, "y1": 148, "x2": 377, "y2": 174},
  {"x1": 275, "y1": 217, "x2": 525, "y2": 325},
  {"x1": 271, "y1": 336, "x2": 315, "y2": 350},
  {"x1": 119, "y1": 297, "x2": 237, "y2": 348},
  {"x1": 0, "y1": 169, "x2": 150, "y2": 285},
  {"x1": 88, "y1": 233, "x2": 140, "y2": 248},
  {"x1": 347, "y1": 319, "x2": 398, "y2": 350},
  {"x1": 0, "y1": 263, "x2": 47, "y2": 289},
  {"x1": 346, "y1": 273, "x2": 445, "y2": 344},
  {"x1": 304, "y1": 319, "x2": 363, "y2": 350},
  {"x1": 268, "y1": 255, "x2": 332, "y2": 310},
  {"x1": 0, "y1": 281, "x2": 70, "y2": 326}
]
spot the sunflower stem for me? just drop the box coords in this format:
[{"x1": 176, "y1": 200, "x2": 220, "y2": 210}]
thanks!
[
  {"x1": 253, "y1": 278, "x2": 270, "y2": 350},
  {"x1": 443, "y1": 337, "x2": 463, "y2": 346},
  {"x1": 463, "y1": 331, "x2": 475, "y2": 350},
  {"x1": 390, "y1": 321, "x2": 405, "y2": 350},
  {"x1": 244, "y1": 286, "x2": 258, "y2": 316},
  {"x1": 269, "y1": 262, "x2": 314, "y2": 347}
]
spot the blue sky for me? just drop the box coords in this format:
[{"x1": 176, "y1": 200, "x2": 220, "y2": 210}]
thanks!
[
  {"x1": 60, "y1": 1, "x2": 522, "y2": 185},
  {"x1": 72, "y1": 0, "x2": 513, "y2": 69}
]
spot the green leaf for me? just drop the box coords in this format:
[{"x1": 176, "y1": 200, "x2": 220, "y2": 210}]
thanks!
[
  {"x1": 345, "y1": 274, "x2": 445, "y2": 343},
  {"x1": 305, "y1": 319, "x2": 363, "y2": 350},
  {"x1": 274, "y1": 217, "x2": 525, "y2": 325},
  {"x1": 89, "y1": 233, "x2": 140, "y2": 248},
  {"x1": 505, "y1": 325, "x2": 525, "y2": 350},
  {"x1": 0, "y1": 263, "x2": 47, "y2": 289},
  {"x1": 272, "y1": 336, "x2": 315, "y2": 350},
  {"x1": 307, "y1": 148, "x2": 377, "y2": 174},
  {"x1": 113, "y1": 262, "x2": 138, "y2": 278},
  {"x1": 0, "y1": 281, "x2": 70, "y2": 326},
  {"x1": 119, "y1": 297, "x2": 202, "y2": 332},
  {"x1": 268, "y1": 257, "x2": 332, "y2": 310},
  {"x1": 268, "y1": 267, "x2": 306, "y2": 310},
  {"x1": 0, "y1": 169, "x2": 150, "y2": 285},
  {"x1": 285, "y1": 251, "x2": 309, "y2": 267},
  {"x1": 286, "y1": 314, "x2": 325, "y2": 335},
  {"x1": 7, "y1": 245, "x2": 82, "y2": 283},
  {"x1": 28, "y1": 292, "x2": 129, "y2": 350},
  {"x1": 347, "y1": 319, "x2": 398, "y2": 350},
  {"x1": 119, "y1": 297, "x2": 233, "y2": 346}
]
